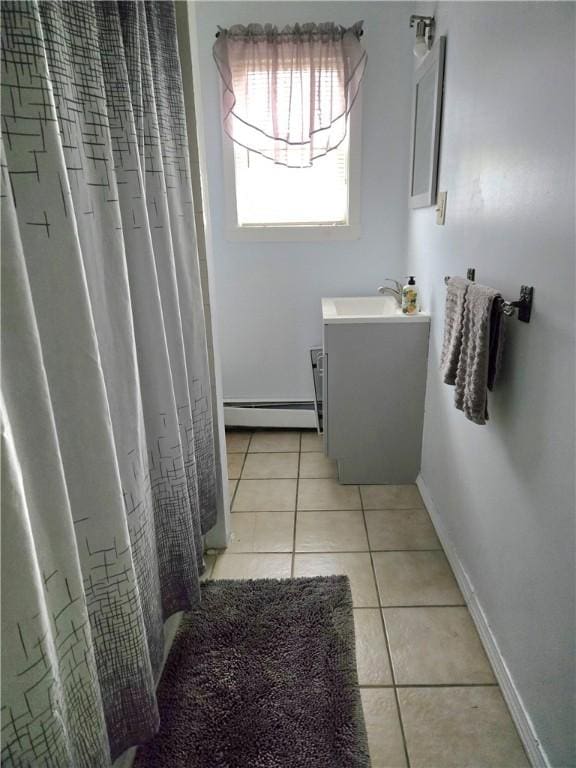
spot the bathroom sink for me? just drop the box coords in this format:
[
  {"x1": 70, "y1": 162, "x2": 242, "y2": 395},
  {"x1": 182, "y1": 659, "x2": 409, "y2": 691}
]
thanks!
[{"x1": 322, "y1": 296, "x2": 430, "y2": 323}]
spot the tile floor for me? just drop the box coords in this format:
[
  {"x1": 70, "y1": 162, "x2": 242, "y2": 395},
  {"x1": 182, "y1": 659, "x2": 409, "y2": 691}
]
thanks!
[{"x1": 205, "y1": 428, "x2": 529, "y2": 768}]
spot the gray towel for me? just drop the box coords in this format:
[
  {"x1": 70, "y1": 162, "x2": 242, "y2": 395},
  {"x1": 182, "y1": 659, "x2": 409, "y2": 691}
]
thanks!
[
  {"x1": 454, "y1": 283, "x2": 505, "y2": 424},
  {"x1": 440, "y1": 277, "x2": 470, "y2": 384},
  {"x1": 487, "y1": 298, "x2": 505, "y2": 392}
]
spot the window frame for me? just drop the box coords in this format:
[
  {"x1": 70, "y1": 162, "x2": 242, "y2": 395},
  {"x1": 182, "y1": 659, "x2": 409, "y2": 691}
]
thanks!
[{"x1": 222, "y1": 94, "x2": 362, "y2": 242}]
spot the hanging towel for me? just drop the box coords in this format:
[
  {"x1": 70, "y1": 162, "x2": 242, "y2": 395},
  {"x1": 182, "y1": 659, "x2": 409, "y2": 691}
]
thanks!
[
  {"x1": 487, "y1": 298, "x2": 506, "y2": 392},
  {"x1": 440, "y1": 277, "x2": 470, "y2": 384},
  {"x1": 454, "y1": 283, "x2": 505, "y2": 424}
]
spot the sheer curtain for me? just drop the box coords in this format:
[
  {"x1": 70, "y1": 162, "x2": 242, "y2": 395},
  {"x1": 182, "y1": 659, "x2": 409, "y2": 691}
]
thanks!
[
  {"x1": 1, "y1": 2, "x2": 216, "y2": 765},
  {"x1": 213, "y1": 21, "x2": 367, "y2": 167}
]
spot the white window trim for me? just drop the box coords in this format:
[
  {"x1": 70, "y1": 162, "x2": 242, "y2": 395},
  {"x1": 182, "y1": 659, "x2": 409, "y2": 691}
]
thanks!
[{"x1": 222, "y1": 95, "x2": 362, "y2": 242}]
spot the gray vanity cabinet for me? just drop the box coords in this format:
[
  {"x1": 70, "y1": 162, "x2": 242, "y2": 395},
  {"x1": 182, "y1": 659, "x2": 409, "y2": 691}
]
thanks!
[{"x1": 322, "y1": 319, "x2": 430, "y2": 484}]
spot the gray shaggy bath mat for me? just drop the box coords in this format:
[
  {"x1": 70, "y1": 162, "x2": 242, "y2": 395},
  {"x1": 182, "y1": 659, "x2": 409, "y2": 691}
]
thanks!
[{"x1": 135, "y1": 576, "x2": 370, "y2": 768}]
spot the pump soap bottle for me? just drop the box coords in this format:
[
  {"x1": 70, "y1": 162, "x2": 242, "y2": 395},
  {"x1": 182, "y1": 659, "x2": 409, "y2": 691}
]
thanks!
[{"x1": 402, "y1": 276, "x2": 419, "y2": 315}]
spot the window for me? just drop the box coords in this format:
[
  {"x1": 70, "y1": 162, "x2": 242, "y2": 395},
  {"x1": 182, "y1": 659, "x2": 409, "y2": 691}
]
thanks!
[
  {"x1": 223, "y1": 104, "x2": 361, "y2": 241},
  {"x1": 234, "y1": 137, "x2": 349, "y2": 228},
  {"x1": 214, "y1": 23, "x2": 366, "y2": 241}
]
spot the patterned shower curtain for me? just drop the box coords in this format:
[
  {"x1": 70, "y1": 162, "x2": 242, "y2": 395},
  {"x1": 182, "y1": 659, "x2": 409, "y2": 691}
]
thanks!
[{"x1": 1, "y1": 2, "x2": 217, "y2": 765}]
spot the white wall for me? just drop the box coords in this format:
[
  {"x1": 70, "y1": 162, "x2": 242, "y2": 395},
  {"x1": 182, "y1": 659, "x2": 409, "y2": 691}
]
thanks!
[
  {"x1": 176, "y1": 1, "x2": 230, "y2": 548},
  {"x1": 407, "y1": 4, "x2": 575, "y2": 766},
  {"x1": 195, "y1": 1, "x2": 414, "y2": 401}
]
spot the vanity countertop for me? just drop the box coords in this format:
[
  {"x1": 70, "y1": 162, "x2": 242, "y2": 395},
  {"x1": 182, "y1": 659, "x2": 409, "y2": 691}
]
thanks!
[{"x1": 322, "y1": 296, "x2": 431, "y2": 324}]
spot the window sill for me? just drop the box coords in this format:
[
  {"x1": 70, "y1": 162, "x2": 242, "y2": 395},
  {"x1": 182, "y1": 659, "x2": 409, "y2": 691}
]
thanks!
[{"x1": 225, "y1": 223, "x2": 361, "y2": 243}]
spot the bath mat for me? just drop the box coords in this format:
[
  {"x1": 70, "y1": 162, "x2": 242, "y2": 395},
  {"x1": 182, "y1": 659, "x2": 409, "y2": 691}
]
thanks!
[{"x1": 135, "y1": 576, "x2": 370, "y2": 768}]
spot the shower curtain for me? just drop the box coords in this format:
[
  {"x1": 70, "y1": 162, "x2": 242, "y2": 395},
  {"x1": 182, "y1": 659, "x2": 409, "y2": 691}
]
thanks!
[{"x1": 1, "y1": 2, "x2": 217, "y2": 765}]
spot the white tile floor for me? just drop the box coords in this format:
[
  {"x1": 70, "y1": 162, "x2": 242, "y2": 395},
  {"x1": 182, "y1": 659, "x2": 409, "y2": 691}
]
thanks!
[{"x1": 207, "y1": 429, "x2": 530, "y2": 768}]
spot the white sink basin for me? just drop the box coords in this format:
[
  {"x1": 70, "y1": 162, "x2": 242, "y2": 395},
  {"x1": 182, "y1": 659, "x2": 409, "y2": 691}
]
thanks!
[{"x1": 322, "y1": 296, "x2": 430, "y2": 324}]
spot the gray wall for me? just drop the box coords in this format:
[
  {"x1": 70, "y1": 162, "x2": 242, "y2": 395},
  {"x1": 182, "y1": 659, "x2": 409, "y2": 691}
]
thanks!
[
  {"x1": 195, "y1": 1, "x2": 414, "y2": 401},
  {"x1": 407, "y1": 4, "x2": 575, "y2": 766}
]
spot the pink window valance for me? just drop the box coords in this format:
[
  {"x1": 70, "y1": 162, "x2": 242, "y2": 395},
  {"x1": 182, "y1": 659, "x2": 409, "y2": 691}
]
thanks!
[{"x1": 213, "y1": 22, "x2": 367, "y2": 168}]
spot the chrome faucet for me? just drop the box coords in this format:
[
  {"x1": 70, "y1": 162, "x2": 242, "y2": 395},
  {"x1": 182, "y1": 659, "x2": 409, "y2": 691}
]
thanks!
[{"x1": 377, "y1": 279, "x2": 403, "y2": 305}]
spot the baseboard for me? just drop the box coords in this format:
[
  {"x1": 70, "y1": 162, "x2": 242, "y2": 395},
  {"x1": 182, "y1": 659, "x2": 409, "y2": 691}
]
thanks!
[
  {"x1": 416, "y1": 474, "x2": 550, "y2": 768},
  {"x1": 224, "y1": 400, "x2": 317, "y2": 429}
]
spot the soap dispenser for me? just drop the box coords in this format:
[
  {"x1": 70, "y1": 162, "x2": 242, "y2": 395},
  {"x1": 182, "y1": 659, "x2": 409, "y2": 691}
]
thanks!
[{"x1": 402, "y1": 276, "x2": 419, "y2": 315}]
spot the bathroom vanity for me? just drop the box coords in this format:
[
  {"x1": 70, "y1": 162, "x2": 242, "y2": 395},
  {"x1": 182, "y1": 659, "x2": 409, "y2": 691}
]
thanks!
[{"x1": 321, "y1": 296, "x2": 430, "y2": 484}]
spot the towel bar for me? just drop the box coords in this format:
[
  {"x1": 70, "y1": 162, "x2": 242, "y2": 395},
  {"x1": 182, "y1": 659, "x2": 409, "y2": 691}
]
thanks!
[{"x1": 443, "y1": 271, "x2": 534, "y2": 323}]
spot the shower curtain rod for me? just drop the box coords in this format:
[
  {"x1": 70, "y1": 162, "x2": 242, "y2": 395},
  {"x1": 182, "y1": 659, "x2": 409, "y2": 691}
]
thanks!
[{"x1": 214, "y1": 26, "x2": 364, "y2": 38}]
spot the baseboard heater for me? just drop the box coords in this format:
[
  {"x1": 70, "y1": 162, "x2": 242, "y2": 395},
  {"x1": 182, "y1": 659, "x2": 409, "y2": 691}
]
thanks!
[{"x1": 224, "y1": 400, "x2": 318, "y2": 429}]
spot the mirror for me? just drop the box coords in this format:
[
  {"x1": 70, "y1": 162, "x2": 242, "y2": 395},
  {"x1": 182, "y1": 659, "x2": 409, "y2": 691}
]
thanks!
[{"x1": 409, "y1": 36, "x2": 446, "y2": 208}]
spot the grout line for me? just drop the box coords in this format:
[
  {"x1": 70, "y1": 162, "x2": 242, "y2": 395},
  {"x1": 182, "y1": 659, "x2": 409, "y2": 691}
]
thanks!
[
  {"x1": 216, "y1": 544, "x2": 455, "y2": 560},
  {"x1": 229, "y1": 511, "x2": 428, "y2": 520},
  {"x1": 228, "y1": 432, "x2": 252, "y2": 512},
  {"x1": 369, "y1": 547, "x2": 442, "y2": 552},
  {"x1": 381, "y1": 603, "x2": 467, "y2": 608},
  {"x1": 363, "y1": 506, "x2": 427, "y2": 512},
  {"x1": 358, "y1": 682, "x2": 500, "y2": 689},
  {"x1": 228, "y1": 511, "x2": 296, "y2": 516},
  {"x1": 287, "y1": 547, "x2": 442, "y2": 554},
  {"x1": 395, "y1": 683, "x2": 500, "y2": 688},
  {"x1": 243, "y1": 451, "x2": 301, "y2": 455},
  {"x1": 201, "y1": 553, "x2": 217, "y2": 581},
  {"x1": 360, "y1": 488, "x2": 412, "y2": 768},
  {"x1": 291, "y1": 431, "x2": 302, "y2": 577},
  {"x1": 236, "y1": 476, "x2": 299, "y2": 481}
]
